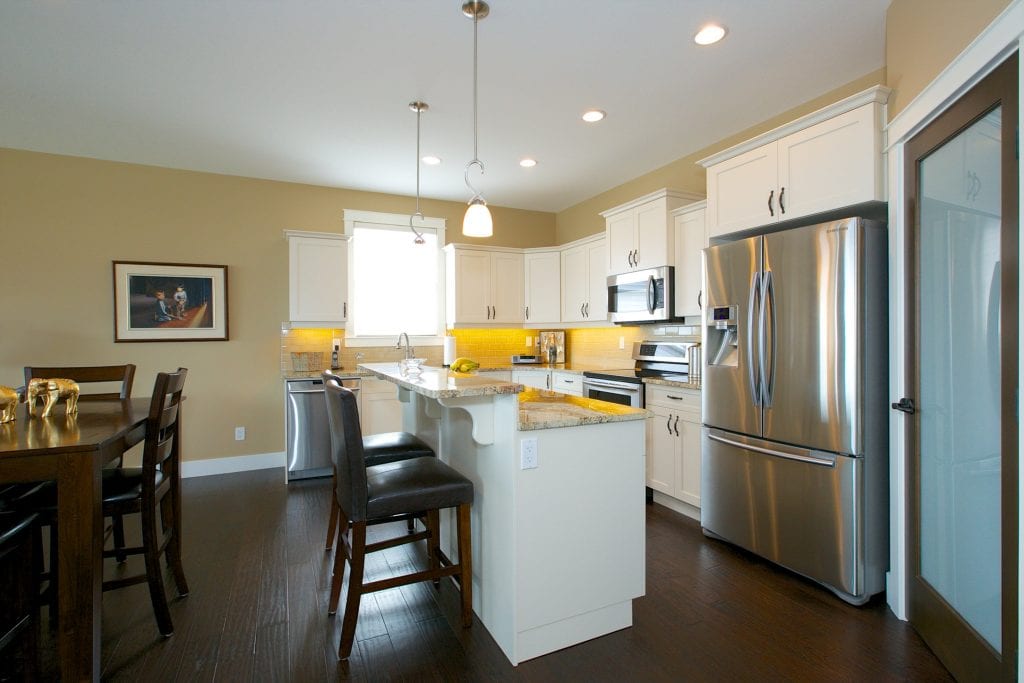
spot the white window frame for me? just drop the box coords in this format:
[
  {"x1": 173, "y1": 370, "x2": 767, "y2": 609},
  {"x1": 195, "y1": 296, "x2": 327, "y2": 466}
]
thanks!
[{"x1": 342, "y1": 209, "x2": 447, "y2": 347}]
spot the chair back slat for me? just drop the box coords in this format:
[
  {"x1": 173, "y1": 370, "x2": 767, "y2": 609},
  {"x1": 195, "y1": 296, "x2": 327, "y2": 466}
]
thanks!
[
  {"x1": 143, "y1": 369, "x2": 187, "y2": 488},
  {"x1": 323, "y1": 375, "x2": 368, "y2": 523},
  {"x1": 23, "y1": 364, "x2": 136, "y2": 400}
]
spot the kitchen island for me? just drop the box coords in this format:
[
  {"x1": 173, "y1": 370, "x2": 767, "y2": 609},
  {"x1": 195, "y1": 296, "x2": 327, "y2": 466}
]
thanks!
[{"x1": 358, "y1": 362, "x2": 649, "y2": 665}]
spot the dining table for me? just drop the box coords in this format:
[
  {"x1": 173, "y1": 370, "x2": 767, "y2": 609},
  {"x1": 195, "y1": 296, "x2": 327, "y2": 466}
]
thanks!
[{"x1": 0, "y1": 397, "x2": 152, "y2": 682}]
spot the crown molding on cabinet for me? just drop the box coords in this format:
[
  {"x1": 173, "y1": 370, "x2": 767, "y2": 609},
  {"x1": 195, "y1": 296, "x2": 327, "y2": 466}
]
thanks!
[
  {"x1": 697, "y1": 85, "x2": 892, "y2": 169},
  {"x1": 599, "y1": 188, "x2": 706, "y2": 218}
]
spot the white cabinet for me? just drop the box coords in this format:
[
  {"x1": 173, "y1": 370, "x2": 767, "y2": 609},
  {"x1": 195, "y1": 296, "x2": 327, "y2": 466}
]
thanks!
[
  {"x1": 524, "y1": 250, "x2": 561, "y2": 324},
  {"x1": 478, "y1": 370, "x2": 512, "y2": 382},
  {"x1": 445, "y1": 246, "x2": 524, "y2": 325},
  {"x1": 601, "y1": 189, "x2": 702, "y2": 274},
  {"x1": 360, "y1": 378, "x2": 402, "y2": 436},
  {"x1": 671, "y1": 202, "x2": 707, "y2": 318},
  {"x1": 702, "y1": 88, "x2": 889, "y2": 239},
  {"x1": 644, "y1": 384, "x2": 701, "y2": 508},
  {"x1": 286, "y1": 231, "x2": 348, "y2": 325},
  {"x1": 561, "y1": 236, "x2": 608, "y2": 323},
  {"x1": 551, "y1": 371, "x2": 582, "y2": 396},
  {"x1": 922, "y1": 109, "x2": 1001, "y2": 215},
  {"x1": 513, "y1": 369, "x2": 550, "y2": 390}
]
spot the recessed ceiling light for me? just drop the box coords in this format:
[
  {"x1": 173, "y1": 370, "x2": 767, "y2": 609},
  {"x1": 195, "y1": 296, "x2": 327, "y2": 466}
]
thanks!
[
  {"x1": 519, "y1": 158, "x2": 537, "y2": 168},
  {"x1": 581, "y1": 109, "x2": 606, "y2": 123},
  {"x1": 421, "y1": 155, "x2": 441, "y2": 165},
  {"x1": 694, "y1": 24, "x2": 727, "y2": 45}
]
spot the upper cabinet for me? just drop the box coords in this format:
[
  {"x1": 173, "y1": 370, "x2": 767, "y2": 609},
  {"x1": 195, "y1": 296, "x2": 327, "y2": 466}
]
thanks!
[
  {"x1": 445, "y1": 246, "x2": 524, "y2": 325},
  {"x1": 701, "y1": 86, "x2": 890, "y2": 239},
  {"x1": 922, "y1": 109, "x2": 1001, "y2": 216},
  {"x1": 671, "y1": 201, "x2": 707, "y2": 319},
  {"x1": 286, "y1": 230, "x2": 348, "y2": 325},
  {"x1": 524, "y1": 250, "x2": 561, "y2": 325},
  {"x1": 561, "y1": 235, "x2": 608, "y2": 323},
  {"x1": 601, "y1": 189, "x2": 704, "y2": 275}
]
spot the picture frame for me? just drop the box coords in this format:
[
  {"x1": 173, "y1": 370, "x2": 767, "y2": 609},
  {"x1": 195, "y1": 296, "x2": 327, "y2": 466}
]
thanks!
[{"x1": 112, "y1": 261, "x2": 229, "y2": 342}]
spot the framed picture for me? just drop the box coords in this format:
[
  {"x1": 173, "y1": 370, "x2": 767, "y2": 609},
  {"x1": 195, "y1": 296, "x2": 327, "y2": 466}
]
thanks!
[{"x1": 113, "y1": 261, "x2": 229, "y2": 342}]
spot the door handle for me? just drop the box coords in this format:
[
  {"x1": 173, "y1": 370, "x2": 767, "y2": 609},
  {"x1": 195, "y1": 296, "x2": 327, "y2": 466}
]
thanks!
[
  {"x1": 891, "y1": 397, "x2": 916, "y2": 414},
  {"x1": 760, "y1": 270, "x2": 776, "y2": 406},
  {"x1": 747, "y1": 271, "x2": 761, "y2": 407},
  {"x1": 767, "y1": 190, "x2": 774, "y2": 217},
  {"x1": 673, "y1": 415, "x2": 679, "y2": 436}
]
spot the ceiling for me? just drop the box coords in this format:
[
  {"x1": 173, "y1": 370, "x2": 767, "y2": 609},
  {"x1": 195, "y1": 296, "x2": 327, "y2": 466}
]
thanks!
[{"x1": 0, "y1": 1, "x2": 890, "y2": 213}]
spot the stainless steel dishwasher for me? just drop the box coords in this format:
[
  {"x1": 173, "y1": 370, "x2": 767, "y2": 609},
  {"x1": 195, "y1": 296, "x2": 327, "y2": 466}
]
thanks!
[{"x1": 285, "y1": 377, "x2": 360, "y2": 481}]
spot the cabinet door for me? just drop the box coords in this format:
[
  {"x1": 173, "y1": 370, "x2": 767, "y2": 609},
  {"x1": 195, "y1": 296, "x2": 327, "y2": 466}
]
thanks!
[
  {"x1": 673, "y1": 208, "x2": 706, "y2": 318},
  {"x1": 778, "y1": 103, "x2": 882, "y2": 221},
  {"x1": 524, "y1": 251, "x2": 561, "y2": 324},
  {"x1": 706, "y1": 143, "x2": 778, "y2": 238},
  {"x1": 289, "y1": 236, "x2": 348, "y2": 322},
  {"x1": 647, "y1": 404, "x2": 675, "y2": 494},
  {"x1": 606, "y1": 211, "x2": 636, "y2": 274},
  {"x1": 360, "y1": 379, "x2": 403, "y2": 436},
  {"x1": 586, "y1": 240, "x2": 608, "y2": 320},
  {"x1": 451, "y1": 250, "x2": 491, "y2": 323},
  {"x1": 490, "y1": 252, "x2": 524, "y2": 323},
  {"x1": 513, "y1": 370, "x2": 549, "y2": 390},
  {"x1": 635, "y1": 197, "x2": 669, "y2": 269},
  {"x1": 675, "y1": 410, "x2": 702, "y2": 508},
  {"x1": 965, "y1": 111, "x2": 1001, "y2": 215},
  {"x1": 561, "y1": 245, "x2": 588, "y2": 322}
]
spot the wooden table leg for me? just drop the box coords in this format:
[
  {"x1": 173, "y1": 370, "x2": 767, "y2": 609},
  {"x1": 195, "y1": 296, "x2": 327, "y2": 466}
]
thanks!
[{"x1": 57, "y1": 447, "x2": 104, "y2": 682}]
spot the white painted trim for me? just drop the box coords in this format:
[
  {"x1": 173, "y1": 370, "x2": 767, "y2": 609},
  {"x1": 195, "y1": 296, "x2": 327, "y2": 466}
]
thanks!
[
  {"x1": 651, "y1": 492, "x2": 700, "y2": 522},
  {"x1": 341, "y1": 209, "x2": 446, "y2": 232},
  {"x1": 444, "y1": 243, "x2": 526, "y2": 254},
  {"x1": 599, "y1": 188, "x2": 705, "y2": 218},
  {"x1": 182, "y1": 451, "x2": 285, "y2": 478},
  {"x1": 283, "y1": 229, "x2": 348, "y2": 241},
  {"x1": 886, "y1": 0, "x2": 1023, "y2": 147},
  {"x1": 558, "y1": 232, "x2": 605, "y2": 250},
  {"x1": 669, "y1": 200, "x2": 707, "y2": 217},
  {"x1": 698, "y1": 85, "x2": 891, "y2": 168}
]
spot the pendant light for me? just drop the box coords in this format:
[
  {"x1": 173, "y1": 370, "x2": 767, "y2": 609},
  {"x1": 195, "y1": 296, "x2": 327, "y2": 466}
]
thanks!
[
  {"x1": 409, "y1": 101, "x2": 428, "y2": 244},
  {"x1": 461, "y1": 0, "x2": 492, "y2": 238}
]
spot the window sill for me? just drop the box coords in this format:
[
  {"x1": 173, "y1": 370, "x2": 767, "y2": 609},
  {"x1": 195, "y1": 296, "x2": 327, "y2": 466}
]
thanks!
[{"x1": 344, "y1": 335, "x2": 444, "y2": 348}]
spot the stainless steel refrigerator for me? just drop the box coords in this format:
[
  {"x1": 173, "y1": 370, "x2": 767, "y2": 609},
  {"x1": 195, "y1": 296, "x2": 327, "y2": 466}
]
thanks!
[{"x1": 700, "y1": 217, "x2": 889, "y2": 605}]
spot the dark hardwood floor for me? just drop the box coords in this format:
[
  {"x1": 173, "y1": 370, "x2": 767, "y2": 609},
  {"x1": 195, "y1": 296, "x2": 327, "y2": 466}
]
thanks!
[{"x1": 40, "y1": 468, "x2": 951, "y2": 681}]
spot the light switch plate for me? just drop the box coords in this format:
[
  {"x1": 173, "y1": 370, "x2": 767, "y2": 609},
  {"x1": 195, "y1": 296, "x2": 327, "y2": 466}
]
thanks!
[
  {"x1": 619, "y1": 336, "x2": 625, "y2": 349},
  {"x1": 234, "y1": 426, "x2": 246, "y2": 441},
  {"x1": 520, "y1": 438, "x2": 538, "y2": 469}
]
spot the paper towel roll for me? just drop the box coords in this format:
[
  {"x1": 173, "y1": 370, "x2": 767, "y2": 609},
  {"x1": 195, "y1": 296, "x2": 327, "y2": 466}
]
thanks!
[{"x1": 443, "y1": 336, "x2": 457, "y2": 366}]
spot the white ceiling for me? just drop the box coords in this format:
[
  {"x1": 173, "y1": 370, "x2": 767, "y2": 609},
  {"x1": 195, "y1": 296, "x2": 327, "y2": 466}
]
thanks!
[{"x1": 0, "y1": 1, "x2": 889, "y2": 213}]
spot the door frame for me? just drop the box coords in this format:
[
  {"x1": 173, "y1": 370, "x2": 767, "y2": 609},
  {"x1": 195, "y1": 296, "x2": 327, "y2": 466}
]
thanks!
[{"x1": 883, "y1": 0, "x2": 1023, "y2": 664}]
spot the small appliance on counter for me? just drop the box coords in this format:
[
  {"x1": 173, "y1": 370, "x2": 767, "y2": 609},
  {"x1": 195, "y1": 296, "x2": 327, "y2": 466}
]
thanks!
[
  {"x1": 537, "y1": 330, "x2": 565, "y2": 364},
  {"x1": 511, "y1": 355, "x2": 542, "y2": 364}
]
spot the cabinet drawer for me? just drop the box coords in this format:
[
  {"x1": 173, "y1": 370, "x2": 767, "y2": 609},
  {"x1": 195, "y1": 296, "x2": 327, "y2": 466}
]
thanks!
[
  {"x1": 645, "y1": 384, "x2": 700, "y2": 410},
  {"x1": 552, "y1": 372, "x2": 582, "y2": 395}
]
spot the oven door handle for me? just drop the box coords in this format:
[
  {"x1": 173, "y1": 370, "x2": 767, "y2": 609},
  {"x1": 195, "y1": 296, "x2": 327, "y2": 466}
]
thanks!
[{"x1": 582, "y1": 378, "x2": 641, "y2": 392}]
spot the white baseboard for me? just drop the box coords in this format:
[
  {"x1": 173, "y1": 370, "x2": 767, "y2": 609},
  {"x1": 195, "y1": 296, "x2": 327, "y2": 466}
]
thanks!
[
  {"x1": 181, "y1": 451, "x2": 285, "y2": 478},
  {"x1": 651, "y1": 491, "x2": 700, "y2": 522}
]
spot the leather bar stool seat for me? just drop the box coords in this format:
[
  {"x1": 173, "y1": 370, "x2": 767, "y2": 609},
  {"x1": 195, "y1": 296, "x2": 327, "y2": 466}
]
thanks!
[
  {"x1": 362, "y1": 431, "x2": 435, "y2": 467},
  {"x1": 364, "y1": 457, "x2": 473, "y2": 520}
]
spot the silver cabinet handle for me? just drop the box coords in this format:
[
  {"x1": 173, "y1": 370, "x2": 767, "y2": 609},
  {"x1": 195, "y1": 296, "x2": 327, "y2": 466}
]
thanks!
[
  {"x1": 343, "y1": 301, "x2": 347, "y2": 318},
  {"x1": 666, "y1": 414, "x2": 672, "y2": 434},
  {"x1": 580, "y1": 303, "x2": 585, "y2": 317},
  {"x1": 779, "y1": 186, "x2": 785, "y2": 214},
  {"x1": 697, "y1": 291, "x2": 702, "y2": 310},
  {"x1": 492, "y1": 305, "x2": 496, "y2": 319},
  {"x1": 767, "y1": 189, "x2": 774, "y2": 217},
  {"x1": 634, "y1": 249, "x2": 639, "y2": 266},
  {"x1": 673, "y1": 415, "x2": 679, "y2": 436},
  {"x1": 525, "y1": 305, "x2": 529, "y2": 320},
  {"x1": 667, "y1": 394, "x2": 683, "y2": 400},
  {"x1": 585, "y1": 302, "x2": 590, "y2": 317},
  {"x1": 546, "y1": 374, "x2": 550, "y2": 389},
  {"x1": 563, "y1": 379, "x2": 574, "y2": 383}
]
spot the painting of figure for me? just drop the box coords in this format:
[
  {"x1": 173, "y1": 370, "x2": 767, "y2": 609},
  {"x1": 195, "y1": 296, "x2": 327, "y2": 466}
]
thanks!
[{"x1": 113, "y1": 261, "x2": 229, "y2": 342}]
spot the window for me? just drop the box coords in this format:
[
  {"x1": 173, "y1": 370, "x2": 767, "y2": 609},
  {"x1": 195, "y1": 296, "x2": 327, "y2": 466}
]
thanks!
[{"x1": 343, "y1": 210, "x2": 446, "y2": 343}]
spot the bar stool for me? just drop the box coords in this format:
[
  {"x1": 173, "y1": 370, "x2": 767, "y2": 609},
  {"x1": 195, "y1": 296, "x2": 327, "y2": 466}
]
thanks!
[
  {"x1": 321, "y1": 371, "x2": 435, "y2": 551},
  {"x1": 323, "y1": 377, "x2": 473, "y2": 659},
  {"x1": 0, "y1": 510, "x2": 40, "y2": 681}
]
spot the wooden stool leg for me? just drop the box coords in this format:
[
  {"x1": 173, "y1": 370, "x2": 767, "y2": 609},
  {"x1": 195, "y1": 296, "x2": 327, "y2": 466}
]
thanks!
[
  {"x1": 161, "y1": 492, "x2": 190, "y2": 597},
  {"x1": 325, "y1": 471, "x2": 339, "y2": 551},
  {"x1": 426, "y1": 509, "x2": 441, "y2": 587},
  {"x1": 338, "y1": 521, "x2": 366, "y2": 660},
  {"x1": 457, "y1": 504, "x2": 473, "y2": 628},
  {"x1": 327, "y1": 506, "x2": 350, "y2": 615},
  {"x1": 111, "y1": 513, "x2": 128, "y2": 563}
]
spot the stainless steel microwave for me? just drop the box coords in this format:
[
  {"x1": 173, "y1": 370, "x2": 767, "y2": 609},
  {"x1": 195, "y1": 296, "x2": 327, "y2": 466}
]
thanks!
[{"x1": 607, "y1": 266, "x2": 674, "y2": 324}]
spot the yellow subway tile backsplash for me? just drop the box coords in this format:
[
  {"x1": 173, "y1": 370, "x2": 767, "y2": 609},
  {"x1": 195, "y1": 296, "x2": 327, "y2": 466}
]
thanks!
[
  {"x1": 566, "y1": 327, "x2": 644, "y2": 369},
  {"x1": 448, "y1": 329, "x2": 539, "y2": 368}
]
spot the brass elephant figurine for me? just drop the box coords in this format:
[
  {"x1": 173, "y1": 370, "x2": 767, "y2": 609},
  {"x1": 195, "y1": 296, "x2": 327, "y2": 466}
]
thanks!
[
  {"x1": 0, "y1": 385, "x2": 18, "y2": 423},
  {"x1": 26, "y1": 378, "x2": 80, "y2": 418}
]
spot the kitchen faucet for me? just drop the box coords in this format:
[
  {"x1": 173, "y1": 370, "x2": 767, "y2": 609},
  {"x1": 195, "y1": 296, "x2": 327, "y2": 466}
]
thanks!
[{"x1": 396, "y1": 332, "x2": 414, "y2": 359}]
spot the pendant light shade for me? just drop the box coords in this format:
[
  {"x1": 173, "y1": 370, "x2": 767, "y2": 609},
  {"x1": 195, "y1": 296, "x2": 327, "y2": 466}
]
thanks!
[
  {"x1": 463, "y1": 198, "x2": 493, "y2": 237},
  {"x1": 461, "y1": 0, "x2": 493, "y2": 238}
]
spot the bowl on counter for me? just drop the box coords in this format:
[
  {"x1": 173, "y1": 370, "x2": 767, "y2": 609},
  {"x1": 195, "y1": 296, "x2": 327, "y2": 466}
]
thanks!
[{"x1": 399, "y1": 358, "x2": 426, "y2": 377}]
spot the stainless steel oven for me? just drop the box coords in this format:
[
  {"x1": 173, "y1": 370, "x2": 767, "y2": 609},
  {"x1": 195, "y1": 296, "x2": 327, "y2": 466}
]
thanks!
[{"x1": 580, "y1": 376, "x2": 643, "y2": 408}]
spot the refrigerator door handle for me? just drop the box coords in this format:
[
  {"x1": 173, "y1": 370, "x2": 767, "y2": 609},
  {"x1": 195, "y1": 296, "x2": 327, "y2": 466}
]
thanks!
[
  {"x1": 707, "y1": 431, "x2": 836, "y2": 468},
  {"x1": 747, "y1": 271, "x2": 762, "y2": 406},
  {"x1": 760, "y1": 270, "x2": 776, "y2": 406}
]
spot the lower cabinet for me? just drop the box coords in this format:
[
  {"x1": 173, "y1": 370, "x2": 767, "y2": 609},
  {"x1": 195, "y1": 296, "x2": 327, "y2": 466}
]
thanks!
[
  {"x1": 645, "y1": 384, "x2": 701, "y2": 508},
  {"x1": 360, "y1": 378, "x2": 403, "y2": 435},
  {"x1": 551, "y1": 371, "x2": 582, "y2": 396},
  {"x1": 513, "y1": 369, "x2": 550, "y2": 390},
  {"x1": 478, "y1": 370, "x2": 513, "y2": 382}
]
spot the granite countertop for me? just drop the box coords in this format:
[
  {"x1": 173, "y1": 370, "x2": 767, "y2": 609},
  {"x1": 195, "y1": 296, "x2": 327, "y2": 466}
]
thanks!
[
  {"x1": 283, "y1": 369, "x2": 373, "y2": 380},
  {"x1": 475, "y1": 364, "x2": 586, "y2": 375},
  {"x1": 643, "y1": 376, "x2": 702, "y2": 391},
  {"x1": 358, "y1": 362, "x2": 524, "y2": 399},
  {"x1": 518, "y1": 389, "x2": 650, "y2": 431}
]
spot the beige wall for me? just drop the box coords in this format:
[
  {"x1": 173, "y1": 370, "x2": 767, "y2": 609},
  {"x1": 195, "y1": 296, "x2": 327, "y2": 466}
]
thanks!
[
  {"x1": 0, "y1": 148, "x2": 555, "y2": 463},
  {"x1": 885, "y1": 0, "x2": 1012, "y2": 118},
  {"x1": 554, "y1": 69, "x2": 887, "y2": 244}
]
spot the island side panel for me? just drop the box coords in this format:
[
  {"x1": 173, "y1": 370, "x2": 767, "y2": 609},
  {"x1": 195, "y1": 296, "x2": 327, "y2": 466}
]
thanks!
[{"x1": 513, "y1": 419, "x2": 646, "y2": 662}]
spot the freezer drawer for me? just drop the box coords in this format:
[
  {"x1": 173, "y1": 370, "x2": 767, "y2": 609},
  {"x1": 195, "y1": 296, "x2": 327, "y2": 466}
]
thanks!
[{"x1": 700, "y1": 427, "x2": 870, "y2": 603}]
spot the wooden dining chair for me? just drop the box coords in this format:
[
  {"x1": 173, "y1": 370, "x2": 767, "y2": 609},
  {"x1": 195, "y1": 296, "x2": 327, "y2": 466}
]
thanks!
[
  {"x1": 23, "y1": 364, "x2": 136, "y2": 401},
  {"x1": 16, "y1": 368, "x2": 190, "y2": 637},
  {"x1": 0, "y1": 511, "x2": 40, "y2": 681},
  {"x1": 323, "y1": 377, "x2": 474, "y2": 659}
]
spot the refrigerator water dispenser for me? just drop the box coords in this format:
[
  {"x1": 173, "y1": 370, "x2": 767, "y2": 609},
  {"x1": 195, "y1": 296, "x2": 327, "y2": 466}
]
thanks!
[{"x1": 706, "y1": 305, "x2": 739, "y2": 367}]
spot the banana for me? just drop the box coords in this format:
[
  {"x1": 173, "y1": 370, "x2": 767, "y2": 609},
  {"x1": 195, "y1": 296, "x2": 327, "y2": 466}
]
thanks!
[{"x1": 451, "y1": 357, "x2": 479, "y2": 372}]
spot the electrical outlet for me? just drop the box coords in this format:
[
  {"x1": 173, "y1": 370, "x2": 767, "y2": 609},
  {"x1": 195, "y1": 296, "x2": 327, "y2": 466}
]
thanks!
[
  {"x1": 619, "y1": 336, "x2": 625, "y2": 350},
  {"x1": 520, "y1": 438, "x2": 538, "y2": 469},
  {"x1": 526, "y1": 336, "x2": 532, "y2": 348},
  {"x1": 234, "y1": 426, "x2": 246, "y2": 441}
]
